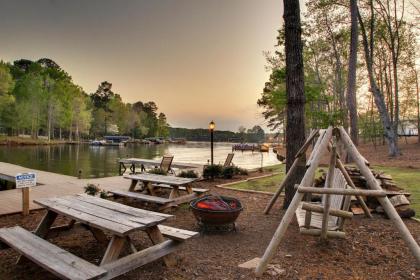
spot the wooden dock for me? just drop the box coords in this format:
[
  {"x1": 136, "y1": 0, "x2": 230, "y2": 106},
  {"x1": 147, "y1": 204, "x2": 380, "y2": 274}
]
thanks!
[{"x1": 0, "y1": 162, "x2": 136, "y2": 216}]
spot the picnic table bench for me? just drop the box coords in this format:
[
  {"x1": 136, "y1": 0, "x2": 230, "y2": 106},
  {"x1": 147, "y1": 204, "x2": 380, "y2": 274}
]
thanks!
[
  {"x1": 0, "y1": 194, "x2": 198, "y2": 280},
  {"x1": 118, "y1": 158, "x2": 201, "y2": 175},
  {"x1": 110, "y1": 174, "x2": 208, "y2": 210}
]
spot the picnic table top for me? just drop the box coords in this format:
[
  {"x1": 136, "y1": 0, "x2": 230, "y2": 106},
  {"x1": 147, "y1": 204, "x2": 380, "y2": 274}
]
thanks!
[
  {"x1": 124, "y1": 173, "x2": 197, "y2": 186},
  {"x1": 119, "y1": 158, "x2": 201, "y2": 169},
  {"x1": 34, "y1": 194, "x2": 172, "y2": 236}
]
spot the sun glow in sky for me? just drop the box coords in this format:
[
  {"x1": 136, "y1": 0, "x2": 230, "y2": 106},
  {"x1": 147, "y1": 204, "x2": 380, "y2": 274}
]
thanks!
[{"x1": 1, "y1": 0, "x2": 284, "y2": 131}]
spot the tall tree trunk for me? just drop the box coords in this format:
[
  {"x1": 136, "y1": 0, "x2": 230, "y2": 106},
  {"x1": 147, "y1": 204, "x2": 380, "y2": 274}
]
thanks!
[
  {"x1": 358, "y1": 5, "x2": 400, "y2": 156},
  {"x1": 283, "y1": 0, "x2": 306, "y2": 209},
  {"x1": 346, "y1": 0, "x2": 359, "y2": 146},
  {"x1": 392, "y1": 55, "x2": 399, "y2": 138},
  {"x1": 324, "y1": 13, "x2": 346, "y2": 128},
  {"x1": 414, "y1": 67, "x2": 420, "y2": 143}
]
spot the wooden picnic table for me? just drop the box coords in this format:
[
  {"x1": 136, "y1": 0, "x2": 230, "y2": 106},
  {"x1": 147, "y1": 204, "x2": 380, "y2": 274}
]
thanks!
[
  {"x1": 115, "y1": 173, "x2": 205, "y2": 210},
  {"x1": 118, "y1": 158, "x2": 201, "y2": 175},
  {"x1": 0, "y1": 194, "x2": 198, "y2": 279}
]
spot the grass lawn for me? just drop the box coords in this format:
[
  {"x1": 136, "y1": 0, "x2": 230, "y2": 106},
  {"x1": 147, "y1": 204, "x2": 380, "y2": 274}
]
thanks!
[
  {"x1": 372, "y1": 166, "x2": 420, "y2": 218},
  {"x1": 231, "y1": 164, "x2": 420, "y2": 218},
  {"x1": 232, "y1": 164, "x2": 324, "y2": 193}
]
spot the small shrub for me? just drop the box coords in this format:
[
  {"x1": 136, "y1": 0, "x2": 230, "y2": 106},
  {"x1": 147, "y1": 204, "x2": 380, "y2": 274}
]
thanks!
[
  {"x1": 222, "y1": 166, "x2": 235, "y2": 179},
  {"x1": 177, "y1": 170, "x2": 198, "y2": 178},
  {"x1": 84, "y1": 184, "x2": 100, "y2": 196},
  {"x1": 203, "y1": 164, "x2": 223, "y2": 179},
  {"x1": 148, "y1": 168, "x2": 168, "y2": 175},
  {"x1": 100, "y1": 190, "x2": 108, "y2": 199},
  {"x1": 234, "y1": 166, "x2": 248, "y2": 175}
]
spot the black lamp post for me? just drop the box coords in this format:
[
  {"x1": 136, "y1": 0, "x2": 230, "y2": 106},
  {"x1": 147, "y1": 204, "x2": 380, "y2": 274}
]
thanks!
[{"x1": 209, "y1": 121, "x2": 215, "y2": 165}]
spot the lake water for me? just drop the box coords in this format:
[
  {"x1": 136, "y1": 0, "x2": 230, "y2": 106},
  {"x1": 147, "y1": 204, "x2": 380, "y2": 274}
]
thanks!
[{"x1": 0, "y1": 142, "x2": 281, "y2": 178}]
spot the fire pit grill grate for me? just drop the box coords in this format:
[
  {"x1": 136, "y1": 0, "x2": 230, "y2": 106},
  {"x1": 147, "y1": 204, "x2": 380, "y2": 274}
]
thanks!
[{"x1": 190, "y1": 195, "x2": 242, "y2": 234}]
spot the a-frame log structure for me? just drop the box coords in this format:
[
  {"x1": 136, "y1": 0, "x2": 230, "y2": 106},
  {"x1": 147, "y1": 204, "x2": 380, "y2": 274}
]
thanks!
[{"x1": 255, "y1": 126, "x2": 420, "y2": 276}]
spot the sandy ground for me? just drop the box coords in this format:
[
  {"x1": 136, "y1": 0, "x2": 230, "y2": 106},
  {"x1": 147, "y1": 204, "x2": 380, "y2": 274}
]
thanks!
[{"x1": 0, "y1": 176, "x2": 418, "y2": 280}]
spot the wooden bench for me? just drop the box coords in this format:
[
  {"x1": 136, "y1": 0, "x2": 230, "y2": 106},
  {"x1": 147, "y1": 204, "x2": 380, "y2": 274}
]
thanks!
[
  {"x1": 0, "y1": 226, "x2": 106, "y2": 280},
  {"x1": 152, "y1": 184, "x2": 209, "y2": 194},
  {"x1": 158, "y1": 225, "x2": 199, "y2": 241},
  {"x1": 110, "y1": 190, "x2": 174, "y2": 205}
]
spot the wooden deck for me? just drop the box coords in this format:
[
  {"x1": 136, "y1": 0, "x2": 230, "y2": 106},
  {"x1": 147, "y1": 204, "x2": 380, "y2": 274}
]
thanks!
[{"x1": 0, "y1": 162, "x2": 135, "y2": 216}]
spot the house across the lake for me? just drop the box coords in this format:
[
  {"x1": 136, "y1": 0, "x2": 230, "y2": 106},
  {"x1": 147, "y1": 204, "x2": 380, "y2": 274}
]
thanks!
[{"x1": 398, "y1": 120, "x2": 418, "y2": 136}]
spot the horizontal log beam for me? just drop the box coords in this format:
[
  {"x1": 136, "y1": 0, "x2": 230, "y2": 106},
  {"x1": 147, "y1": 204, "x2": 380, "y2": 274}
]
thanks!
[
  {"x1": 297, "y1": 186, "x2": 386, "y2": 197},
  {"x1": 299, "y1": 228, "x2": 346, "y2": 239},
  {"x1": 301, "y1": 202, "x2": 353, "y2": 219}
]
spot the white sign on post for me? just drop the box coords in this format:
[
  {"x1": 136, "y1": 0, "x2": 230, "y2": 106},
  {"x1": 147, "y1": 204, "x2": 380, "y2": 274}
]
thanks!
[{"x1": 15, "y1": 173, "x2": 37, "y2": 189}]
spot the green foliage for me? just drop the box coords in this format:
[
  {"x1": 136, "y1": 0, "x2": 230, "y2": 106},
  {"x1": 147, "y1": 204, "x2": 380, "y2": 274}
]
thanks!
[
  {"x1": 0, "y1": 58, "x2": 168, "y2": 140},
  {"x1": 157, "y1": 113, "x2": 170, "y2": 138},
  {"x1": 99, "y1": 190, "x2": 108, "y2": 199},
  {"x1": 203, "y1": 164, "x2": 223, "y2": 179},
  {"x1": 221, "y1": 166, "x2": 235, "y2": 179},
  {"x1": 84, "y1": 183, "x2": 101, "y2": 196},
  {"x1": 177, "y1": 170, "x2": 199, "y2": 178},
  {"x1": 203, "y1": 165, "x2": 248, "y2": 179},
  {"x1": 234, "y1": 166, "x2": 248, "y2": 176},
  {"x1": 0, "y1": 62, "x2": 15, "y2": 128},
  {"x1": 148, "y1": 168, "x2": 168, "y2": 175}
]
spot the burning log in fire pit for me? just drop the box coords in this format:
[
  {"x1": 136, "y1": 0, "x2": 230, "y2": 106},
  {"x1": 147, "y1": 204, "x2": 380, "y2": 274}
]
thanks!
[{"x1": 190, "y1": 195, "x2": 243, "y2": 232}]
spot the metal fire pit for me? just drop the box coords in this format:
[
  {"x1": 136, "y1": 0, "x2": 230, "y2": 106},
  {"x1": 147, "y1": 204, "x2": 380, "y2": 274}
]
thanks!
[{"x1": 190, "y1": 195, "x2": 243, "y2": 233}]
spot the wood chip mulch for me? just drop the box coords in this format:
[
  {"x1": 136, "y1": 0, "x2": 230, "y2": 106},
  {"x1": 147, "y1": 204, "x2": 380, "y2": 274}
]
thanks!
[{"x1": 0, "y1": 177, "x2": 418, "y2": 279}]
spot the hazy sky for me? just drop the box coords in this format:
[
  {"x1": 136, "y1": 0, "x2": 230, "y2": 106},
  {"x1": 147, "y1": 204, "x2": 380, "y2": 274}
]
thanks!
[{"x1": 1, "y1": 0, "x2": 284, "y2": 131}]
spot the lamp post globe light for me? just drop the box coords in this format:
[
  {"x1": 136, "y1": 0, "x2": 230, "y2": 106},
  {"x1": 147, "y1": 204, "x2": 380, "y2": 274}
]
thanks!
[{"x1": 209, "y1": 121, "x2": 215, "y2": 165}]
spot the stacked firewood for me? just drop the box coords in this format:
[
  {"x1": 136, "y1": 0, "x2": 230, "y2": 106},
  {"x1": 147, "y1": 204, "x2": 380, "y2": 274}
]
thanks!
[{"x1": 314, "y1": 166, "x2": 415, "y2": 218}]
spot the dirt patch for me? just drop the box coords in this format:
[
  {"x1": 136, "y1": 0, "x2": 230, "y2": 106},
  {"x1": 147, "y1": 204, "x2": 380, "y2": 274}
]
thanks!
[{"x1": 0, "y1": 178, "x2": 418, "y2": 279}]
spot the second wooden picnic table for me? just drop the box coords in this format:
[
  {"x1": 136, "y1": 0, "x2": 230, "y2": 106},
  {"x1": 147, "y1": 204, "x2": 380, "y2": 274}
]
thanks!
[{"x1": 111, "y1": 173, "x2": 207, "y2": 210}]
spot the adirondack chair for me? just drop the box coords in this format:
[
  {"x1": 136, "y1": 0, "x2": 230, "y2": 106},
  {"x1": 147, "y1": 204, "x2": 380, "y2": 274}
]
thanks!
[
  {"x1": 159, "y1": 155, "x2": 175, "y2": 175},
  {"x1": 295, "y1": 168, "x2": 352, "y2": 233},
  {"x1": 223, "y1": 153, "x2": 235, "y2": 167}
]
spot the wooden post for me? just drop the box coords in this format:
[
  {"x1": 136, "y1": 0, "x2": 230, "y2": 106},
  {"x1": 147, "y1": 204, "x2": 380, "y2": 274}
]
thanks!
[
  {"x1": 297, "y1": 186, "x2": 386, "y2": 197},
  {"x1": 263, "y1": 156, "x2": 301, "y2": 214},
  {"x1": 255, "y1": 127, "x2": 333, "y2": 276},
  {"x1": 304, "y1": 130, "x2": 327, "y2": 227},
  {"x1": 301, "y1": 203, "x2": 353, "y2": 219},
  {"x1": 101, "y1": 236, "x2": 126, "y2": 266},
  {"x1": 146, "y1": 226, "x2": 177, "y2": 267},
  {"x1": 338, "y1": 193, "x2": 352, "y2": 230},
  {"x1": 264, "y1": 129, "x2": 319, "y2": 214},
  {"x1": 129, "y1": 179, "x2": 137, "y2": 192},
  {"x1": 338, "y1": 126, "x2": 420, "y2": 264},
  {"x1": 335, "y1": 158, "x2": 373, "y2": 218},
  {"x1": 21, "y1": 187, "x2": 29, "y2": 216},
  {"x1": 320, "y1": 144, "x2": 336, "y2": 241}
]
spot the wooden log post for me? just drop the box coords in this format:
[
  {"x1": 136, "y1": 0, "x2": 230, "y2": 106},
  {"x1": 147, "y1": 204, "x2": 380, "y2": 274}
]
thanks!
[
  {"x1": 335, "y1": 158, "x2": 373, "y2": 218},
  {"x1": 297, "y1": 187, "x2": 387, "y2": 197},
  {"x1": 338, "y1": 192, "x2": 352, "y2": 230},
  {"x1": 338, "y1": 126, "x2": 420, "y2": 264},
  {"x1": 101, "y1": 236, "x2": 126, "y2": 266},
  {"x1": 327, "y1": 143, "x2": 372, "y2": 218},
  {"x1": 320, "y1": 144, "x2": 337, "y2": 241},
  {"x1": 255, "y1": 127, "x2": 333, "y2": 276},
  {"x1": 304, "y1": 129, "x2": 327, "y2": 228},
  {"x1": 301, "y1": 203, "x2": 353, "y2": 219},
  {"x1": 21, "y1": 187, "x2": 30, "y2": 216},
  {"x1": 146, "y1": 226, "x2": 177, "y2": 267},
  {"x1": 300, "y1": 228, "x2": 345, "y2": 239},
  {"x1": 263, "y1": 156, "x2": 302, "y2": 214},
  {"x1": 264, "y1": 129, "x2": 319, "y2": 214}
]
